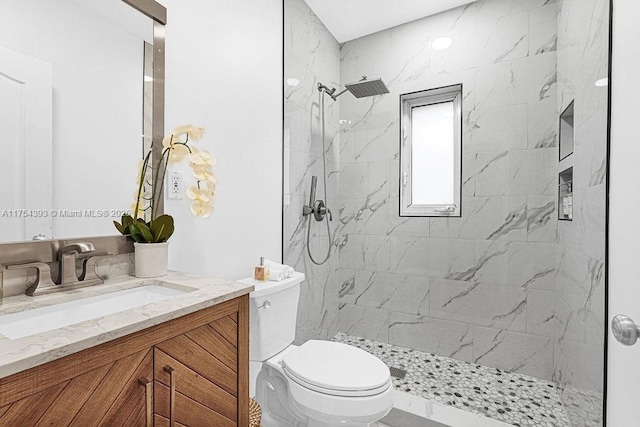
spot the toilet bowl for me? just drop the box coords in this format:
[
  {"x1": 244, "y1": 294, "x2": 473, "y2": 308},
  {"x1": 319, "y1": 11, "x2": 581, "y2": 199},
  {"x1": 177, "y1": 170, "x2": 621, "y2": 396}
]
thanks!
[{"x1": 240, "y1": 273, "x2": 394, "y2": 426}]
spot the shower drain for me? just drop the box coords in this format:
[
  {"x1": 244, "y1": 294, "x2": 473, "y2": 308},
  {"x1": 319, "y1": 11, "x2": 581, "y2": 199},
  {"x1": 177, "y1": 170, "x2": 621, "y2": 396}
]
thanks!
[{"x1": 389, "y1": 366, "x2": 407, "y2": 380}]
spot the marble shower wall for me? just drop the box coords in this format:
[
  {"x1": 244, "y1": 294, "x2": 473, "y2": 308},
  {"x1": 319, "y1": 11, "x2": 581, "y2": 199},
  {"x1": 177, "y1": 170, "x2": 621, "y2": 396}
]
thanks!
[
  {"x1": 283, "y1": 0, "x2": 341, "y2": 343},
  {"x1": 334, "y1": 0, "x2": 561, "y2": 381},
  {"x1": 554, "y1": 0, "x2": 608, "y2": 425}
]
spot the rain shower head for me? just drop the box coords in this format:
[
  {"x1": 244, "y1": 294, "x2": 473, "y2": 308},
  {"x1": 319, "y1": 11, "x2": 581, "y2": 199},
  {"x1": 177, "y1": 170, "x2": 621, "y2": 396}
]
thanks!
[
  {"x1": 344, "y1": 77, "x2": 389, "y2": 98},
  {"x1": 318, "y1": 76, "x2": 389, "y2": 101}
]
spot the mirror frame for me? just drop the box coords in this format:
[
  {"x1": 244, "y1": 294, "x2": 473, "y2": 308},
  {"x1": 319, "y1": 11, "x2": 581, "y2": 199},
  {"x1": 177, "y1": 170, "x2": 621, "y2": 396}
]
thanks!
[{"x1": 0, "y1": 0, "x2": 167, "y2": 283}]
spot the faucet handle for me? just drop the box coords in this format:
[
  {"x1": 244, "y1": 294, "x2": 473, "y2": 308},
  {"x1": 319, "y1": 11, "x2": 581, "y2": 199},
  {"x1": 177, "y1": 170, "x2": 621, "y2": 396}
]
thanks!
[
  {"x1": 6, "y1": 262, "x2": 56, "y2": 296},
  {"x1": 79, "y1": 255, "x2": 109, "y2": 283},
  {"x1": 58, "y1": 242, "x2": 96, "y2": 258}
]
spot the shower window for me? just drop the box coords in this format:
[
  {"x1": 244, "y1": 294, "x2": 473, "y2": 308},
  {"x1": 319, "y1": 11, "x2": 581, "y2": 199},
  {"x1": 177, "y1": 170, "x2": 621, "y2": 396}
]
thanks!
[{"x1": 400, "y1": 84, "x2": 462, "y2": 217}]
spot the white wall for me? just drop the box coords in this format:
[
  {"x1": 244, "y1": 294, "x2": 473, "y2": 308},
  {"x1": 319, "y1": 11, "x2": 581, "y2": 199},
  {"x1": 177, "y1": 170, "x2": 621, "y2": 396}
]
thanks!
[
  {"x1": 163, "y1": 0, "x2": 283, "y2": 280},
  {"x1": 607, "y1": 1, "x2": 640, "y2": 425}
]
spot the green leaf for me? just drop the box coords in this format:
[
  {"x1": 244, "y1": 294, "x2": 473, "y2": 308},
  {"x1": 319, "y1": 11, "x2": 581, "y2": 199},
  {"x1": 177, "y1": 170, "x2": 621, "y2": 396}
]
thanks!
[
  {"x1": 113, "y1": 220, "x2": 127, "y2": 235},
  {"x1": 114, "y1": 214, "x2": 135, "y2": 236},
  {"x1": 150, "y1": 214, "x2": 175, "y2": 243},
  {"x1": 129, "y1": 221, "x2": 154, "y2": 243},
  {"x1": 129, "y1": 223, "x2": 146, "y2": 242}
]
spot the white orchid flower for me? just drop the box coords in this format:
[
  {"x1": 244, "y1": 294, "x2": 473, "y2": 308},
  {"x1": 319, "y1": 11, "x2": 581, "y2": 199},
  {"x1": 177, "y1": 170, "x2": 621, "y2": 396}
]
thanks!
[
  {"x1": 189, "y1": 148, "x2": 217, "y2": 166},
  {"x1": 191, "y1": 164, "x2": 215, "y2": 181},
  {"x1": 173, "y1": 125, "x2": 205, "y2": 141},
  {"x1": 162, "y1": 134, "x2": 190, "y2": 164},
  {"x1": 186, "y1": 186, "x2": 214, "y2": 203},
  {"x1": 190, "y1": 200, "x2": 213, "y2": 218}
]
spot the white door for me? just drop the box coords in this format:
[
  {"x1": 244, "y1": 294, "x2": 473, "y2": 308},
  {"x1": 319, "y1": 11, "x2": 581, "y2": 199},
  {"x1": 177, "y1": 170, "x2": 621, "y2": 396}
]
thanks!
[
  {"x1": 0, "y1": 46, "x2": 52, "y2": 242},
  {"x1": 607, "y1": 1, "x2": 640, "y2": 425}
]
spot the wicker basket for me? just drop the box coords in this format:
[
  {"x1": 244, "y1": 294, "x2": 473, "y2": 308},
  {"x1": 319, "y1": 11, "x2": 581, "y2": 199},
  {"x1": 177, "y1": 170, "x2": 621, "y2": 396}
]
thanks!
[{"x1": 249, "y1": 398, "x2": 263, "y2": 427}]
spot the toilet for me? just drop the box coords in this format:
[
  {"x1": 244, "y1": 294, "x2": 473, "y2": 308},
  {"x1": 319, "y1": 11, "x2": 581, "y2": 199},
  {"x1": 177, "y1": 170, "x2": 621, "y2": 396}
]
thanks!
[{"x1": 240, "y1": 273, "x2": 394, "y2": 426}]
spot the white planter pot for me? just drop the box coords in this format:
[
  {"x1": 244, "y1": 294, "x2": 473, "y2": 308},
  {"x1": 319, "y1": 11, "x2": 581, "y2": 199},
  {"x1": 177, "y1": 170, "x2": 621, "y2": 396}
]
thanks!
[{"x1": 134, "y1": 242, "x2": 168, "y2": 278}]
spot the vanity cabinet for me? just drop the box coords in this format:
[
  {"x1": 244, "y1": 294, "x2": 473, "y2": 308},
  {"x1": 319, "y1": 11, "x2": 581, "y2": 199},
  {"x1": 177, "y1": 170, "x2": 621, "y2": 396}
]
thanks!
[{"x1": 0, "y1": 295, "x2": 249, "y2": 426}]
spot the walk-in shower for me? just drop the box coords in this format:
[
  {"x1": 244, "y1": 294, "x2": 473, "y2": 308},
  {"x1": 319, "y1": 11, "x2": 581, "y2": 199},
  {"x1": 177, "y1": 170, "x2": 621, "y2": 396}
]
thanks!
[
  {"x1": 302, "y1": 77, "x2": 389, "y2": 265},
  {"x1": 285, "y1": 0, "x2": 609, "y2": 425}
]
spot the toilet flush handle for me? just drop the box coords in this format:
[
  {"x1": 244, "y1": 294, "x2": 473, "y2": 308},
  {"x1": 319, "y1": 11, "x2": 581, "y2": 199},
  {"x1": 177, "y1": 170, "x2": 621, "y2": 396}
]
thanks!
[{"x1": 258, "y1": 301, "x2": 272, "y2": 309}]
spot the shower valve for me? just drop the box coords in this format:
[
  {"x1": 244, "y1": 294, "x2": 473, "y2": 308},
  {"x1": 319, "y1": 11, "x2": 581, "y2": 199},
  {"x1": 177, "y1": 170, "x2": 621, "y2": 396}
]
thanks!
[{"x1": 303, "y1": 200, "x2": 332, "y2": 222}]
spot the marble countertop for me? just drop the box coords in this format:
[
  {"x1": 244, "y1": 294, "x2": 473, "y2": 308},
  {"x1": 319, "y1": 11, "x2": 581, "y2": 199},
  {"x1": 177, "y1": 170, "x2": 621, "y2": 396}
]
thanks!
[{"x1": 0, "y1": 271, "x2": 254, "y2": 379}]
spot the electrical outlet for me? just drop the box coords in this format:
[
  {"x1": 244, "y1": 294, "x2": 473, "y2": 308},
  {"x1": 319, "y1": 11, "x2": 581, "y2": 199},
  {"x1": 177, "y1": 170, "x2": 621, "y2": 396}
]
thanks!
[{"x1": 167, "y1": 170, "x2": 184, "y2": 199}]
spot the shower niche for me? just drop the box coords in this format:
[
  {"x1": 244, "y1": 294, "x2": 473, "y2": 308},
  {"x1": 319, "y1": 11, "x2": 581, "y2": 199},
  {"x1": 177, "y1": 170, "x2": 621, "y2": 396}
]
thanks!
[
  {"x1": 559, "y1": 100, "x2": 574, "y2": 160},
  {"x1": 558, "y1": 167, "x2": 573, "y2": 221}
]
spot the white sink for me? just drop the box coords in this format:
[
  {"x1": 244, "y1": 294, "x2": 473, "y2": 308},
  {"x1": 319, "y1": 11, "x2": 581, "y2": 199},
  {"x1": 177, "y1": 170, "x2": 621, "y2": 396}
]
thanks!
[{"x1": 0, "y1": 285, "x2": 187, "y2": 340}]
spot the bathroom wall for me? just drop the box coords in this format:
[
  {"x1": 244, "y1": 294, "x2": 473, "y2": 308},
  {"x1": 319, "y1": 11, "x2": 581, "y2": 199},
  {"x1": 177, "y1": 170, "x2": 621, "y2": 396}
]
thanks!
[
  {"x1": 163, "y1": 0, "x2": 283, "y2": 280},
  {"x1": 554, "y1": 0, "x2": 608, "y2": 424},
  {"x1": 335, "y1": 0, "x2": 560, "y2": 380},
  {"x1": 283, "y1": 0, "x2": 342, "y2": 343}
]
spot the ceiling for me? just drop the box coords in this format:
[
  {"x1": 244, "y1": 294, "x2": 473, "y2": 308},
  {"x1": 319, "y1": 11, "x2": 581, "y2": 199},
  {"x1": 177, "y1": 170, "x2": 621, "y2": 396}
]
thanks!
[{"x1": 303, "y1": 0, "x2": 477, "y2": 43}]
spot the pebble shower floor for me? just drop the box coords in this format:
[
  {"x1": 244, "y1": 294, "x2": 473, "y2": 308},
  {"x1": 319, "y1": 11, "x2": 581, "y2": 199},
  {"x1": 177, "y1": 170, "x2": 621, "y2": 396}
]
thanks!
[{"x1": 333, "y1": 333, "x2": 573, "y2": 427}]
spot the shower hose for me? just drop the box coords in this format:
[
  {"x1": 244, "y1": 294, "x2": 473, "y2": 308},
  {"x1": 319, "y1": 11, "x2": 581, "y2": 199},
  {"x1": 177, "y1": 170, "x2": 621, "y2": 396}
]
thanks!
[{"x1": 306, "y1": 90, "x2": 332, "y2": 266}]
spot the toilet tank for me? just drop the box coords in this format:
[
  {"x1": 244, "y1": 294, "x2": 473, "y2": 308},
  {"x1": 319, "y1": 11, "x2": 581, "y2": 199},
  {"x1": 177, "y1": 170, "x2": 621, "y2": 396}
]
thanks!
[{"x1": 239, "y1": 272, "x2": 304, "y2": 362}]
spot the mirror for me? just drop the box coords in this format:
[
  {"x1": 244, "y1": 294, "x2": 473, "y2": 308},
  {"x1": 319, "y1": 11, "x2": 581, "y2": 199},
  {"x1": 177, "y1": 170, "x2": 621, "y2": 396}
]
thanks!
[
  {"x1": 284, "y1": 0, "x2": 609, "y2": 426},
  {"x1": 0, "y1": 0, "x2": 163, "y2": 243}
]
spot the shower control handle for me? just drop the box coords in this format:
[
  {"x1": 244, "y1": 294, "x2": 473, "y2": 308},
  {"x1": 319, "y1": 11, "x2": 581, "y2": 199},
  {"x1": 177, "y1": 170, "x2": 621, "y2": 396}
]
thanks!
[
  {"x1": 313, "y1": 200, "x2": 331, "y2": 222},
  {"x1": 303, "y1": 176, "x2": 332, "y2": 222}
]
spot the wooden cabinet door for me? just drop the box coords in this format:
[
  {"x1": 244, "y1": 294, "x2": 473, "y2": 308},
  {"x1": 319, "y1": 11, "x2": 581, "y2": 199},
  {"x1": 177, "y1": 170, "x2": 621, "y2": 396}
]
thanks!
[
  {"x1": 153, "y1": 311, "x2": 246, "y2": 427},
  {"x1": 0, "y1": 348, "x2": 153, "y2": 426}
]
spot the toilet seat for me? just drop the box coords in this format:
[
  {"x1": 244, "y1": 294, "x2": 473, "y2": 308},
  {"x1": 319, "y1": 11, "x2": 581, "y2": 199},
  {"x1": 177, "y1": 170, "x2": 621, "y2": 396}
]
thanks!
[{"x1": 281, "y1": 340, "x2": 392, "y2": 397}]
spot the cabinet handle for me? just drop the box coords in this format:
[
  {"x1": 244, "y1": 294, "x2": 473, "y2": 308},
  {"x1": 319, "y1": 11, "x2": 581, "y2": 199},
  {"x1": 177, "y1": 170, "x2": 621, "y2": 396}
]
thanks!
[
  {"x1": 163, "y1": 365, "x2": 176, "y2": 426},
  {"x1": 137, "y1": 377, "x2": 152, "y2": 427}
]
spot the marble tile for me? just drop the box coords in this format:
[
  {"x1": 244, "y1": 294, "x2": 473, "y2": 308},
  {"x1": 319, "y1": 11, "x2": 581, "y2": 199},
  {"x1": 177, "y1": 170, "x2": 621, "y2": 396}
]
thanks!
[
  {"x1": 295, "y1": 271, "x2": 339, "y2": 342},
  {"x1": 339, "y1": 234, "x2": 390, "y2": 271},
  {"x1": 332, "y1": 304, "x2": 389, "y2": 342},
  {"x1": 389, "y1": 236, "x2": 476, "y2": 279},
  {"x1": 354, "y1": 271, "x2": 429, "y2": 316},
  {"x1": 340, "y1": 162, "x2": 368, "y2": 199},
  {"x1": 478, "y1": 11, "x2": 530, "y2": 64},
  {"x1": 389, "y1": 313, "x2": 473, "y2": 362},
  {"x1": 464, "y1": 103, "x2": 528, "y2": 154},
  {"x1": 554, "y1": 280, "x2": 605, "y2": 348},
  {"x1": 529, "y1": 3, "x2": 559, "y2": 56},
  {"x1": 527, "y1": 289, "x2": 558, "y2": 338},
  {"x1": 475, "y1": 52, "x2": 557, "y2": 110},
  {"x1": 464, "y1": 240, "x2": 556, "y2": 290},
  {"x1": 529, "y1": 96, "x2": 559, "y2": 149},
  {"x1": 527, "y1": 195, "x2": 557, "y2": 243},
  {"x1": 476, "y1": 0, "x2": 559, "y2": 23},
  {"x1": 430, "y1": 280, "x2": 527, "y2": 332},
  {"x1": 554, "y1": 340, "x2": 604, "y2": 394},
  {"x1": 430, "y1": 197, "x2": 528, "y2": 241},
  {"x1": 473, "y1": 326, "x2": 554, "y2": 380},
  {"x1": 338, "y1": 268, "x2": 356, "y2": 308},
  {"x1": 475, "y1": 149, "x2": 556, "y2": 197}
]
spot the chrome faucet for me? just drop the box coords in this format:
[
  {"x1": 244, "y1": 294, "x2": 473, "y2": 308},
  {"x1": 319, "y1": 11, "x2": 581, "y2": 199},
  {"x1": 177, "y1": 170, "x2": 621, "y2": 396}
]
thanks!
[
  {"x1": 57, "y1": 243, "x2": 96, "y2": 285},
  {"x1": 2, "y1": 240, "x2": 111, "y2": 297}
]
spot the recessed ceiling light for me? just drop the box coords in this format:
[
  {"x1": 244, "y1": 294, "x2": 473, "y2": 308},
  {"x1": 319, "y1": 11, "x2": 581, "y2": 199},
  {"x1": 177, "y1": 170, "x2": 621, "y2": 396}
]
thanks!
[
  {"x1": 595, "y1": 77, "x2": 608, "y2": 87},
  {"x1": 432, "y1": 37, "x2": 453, "y2": 51},
  {"x1": 287, "y1": 77, "x2": 300, "y2": 87}
]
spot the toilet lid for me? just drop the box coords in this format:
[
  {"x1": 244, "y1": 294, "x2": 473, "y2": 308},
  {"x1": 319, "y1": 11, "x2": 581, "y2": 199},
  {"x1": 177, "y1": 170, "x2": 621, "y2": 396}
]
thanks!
[{"x1": 282, "y1": 340, "x2": 391, "y2": 395}]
